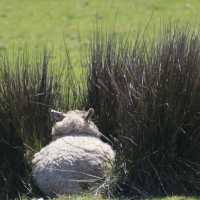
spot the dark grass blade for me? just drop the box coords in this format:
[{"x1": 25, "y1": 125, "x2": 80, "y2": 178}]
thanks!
[
  {"x1": 0, "y1": 45, "x2": 84, "y2": 198},
  {"x1": 85, "y1": 23, "x2": 200, "y2": 197}
]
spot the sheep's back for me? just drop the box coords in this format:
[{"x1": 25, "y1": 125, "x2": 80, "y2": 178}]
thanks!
[{"x1": 32, "y1": 134, "x2": 115, "y2": 197}]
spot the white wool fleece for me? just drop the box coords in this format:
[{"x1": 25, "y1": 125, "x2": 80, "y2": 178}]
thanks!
[
  {"x1": 51, "y1": 111, "x2": 101, "y2": 141},
  {"x1": 32, "y1": 108, "x2": 115, "y2": 198}
]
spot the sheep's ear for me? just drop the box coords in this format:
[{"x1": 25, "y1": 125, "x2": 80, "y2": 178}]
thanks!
[
  {"x1": 50, "y1": 109, "x2": 65, "y2": 121},
  {"x1": 84, "y1": 108, "x2": 94, "y2": 121}
]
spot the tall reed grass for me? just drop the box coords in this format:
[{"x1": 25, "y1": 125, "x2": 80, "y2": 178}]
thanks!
[
  {"x1": 0, "y1": 45, "x2": 85, "y2": 198},
  {"x1": 85, "y1": 24, "x2": 200, "y2": 197},
  {"x1": 1, "y1": 23, "x2": 200, "y2": 199}
]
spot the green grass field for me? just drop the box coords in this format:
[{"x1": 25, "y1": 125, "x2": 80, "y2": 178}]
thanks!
[{"x1": 0, "y1": 0, "x2": 200, "y2": 63}]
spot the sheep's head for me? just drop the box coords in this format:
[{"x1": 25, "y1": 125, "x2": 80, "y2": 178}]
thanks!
[{"x1": 50, "y1": 108, "x2": 101, "y2": 140}]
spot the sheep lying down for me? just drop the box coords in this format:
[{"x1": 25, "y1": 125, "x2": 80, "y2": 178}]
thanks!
[{"x1": 32, "y1": 108, "x2": 115, "y2": 198}]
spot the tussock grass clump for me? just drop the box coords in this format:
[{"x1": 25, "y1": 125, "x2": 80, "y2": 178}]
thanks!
[
  {"x1": 1, "y1": 24, "x2": 200, "y2": 199},
  {"x1": 86, "y1": 24, "x2": 200, "y2": 197},
  {"x1": 0, "y1": 46, "x2": 84, "y2": 198}
]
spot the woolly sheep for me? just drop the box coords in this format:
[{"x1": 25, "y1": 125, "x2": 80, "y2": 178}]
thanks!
[{"x1": 32, "y1": 108, "x2": 115, "y2": 198}]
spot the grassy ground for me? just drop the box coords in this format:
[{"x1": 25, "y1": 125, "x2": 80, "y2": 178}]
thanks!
[
  {"x1": 0, "y1": 0, "x2": 200, "y2": 64},
  {"x1": 19, "y1": 194, "x2": 199, "y2": 200},
  {"x1": 21, "y1": 196, "x2": 199, "y2": 200}
]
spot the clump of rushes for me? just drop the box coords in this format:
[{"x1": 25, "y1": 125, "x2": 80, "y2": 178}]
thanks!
[
  {"x1": 0, "y1": 45, "x2": 84, "y2": 198},
  {"x1": 85, "y1": 24, "x2": 200, "y2": 198}
]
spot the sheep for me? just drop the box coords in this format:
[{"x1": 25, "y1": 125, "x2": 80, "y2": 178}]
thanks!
[{"x1": 32, "y1": 108, "x2": 115, "y2": 198}]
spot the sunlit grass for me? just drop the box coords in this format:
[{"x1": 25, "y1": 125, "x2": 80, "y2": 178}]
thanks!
[{"x1": 0, "y1": 0, "x2": 200, "y2": 64}]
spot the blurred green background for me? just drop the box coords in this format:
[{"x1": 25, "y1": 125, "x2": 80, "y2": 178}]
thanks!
[{"x1": 0, "y1": 0, "x2": 199, "y2": 63}]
